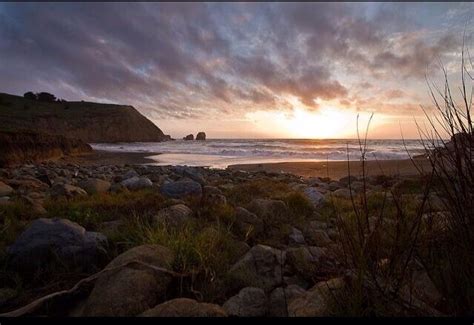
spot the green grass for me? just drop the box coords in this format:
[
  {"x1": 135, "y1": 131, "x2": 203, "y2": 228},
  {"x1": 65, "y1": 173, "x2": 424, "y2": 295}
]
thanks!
[
  {"x1": 115, "y1": 216, "x2": 243, "y2": 303},
  {"x1": 43, "y1": 189, "x2": 170, "y2": 230},
  {"x1": 223, "y1": 179, "x2": 294, "y2": 206}
]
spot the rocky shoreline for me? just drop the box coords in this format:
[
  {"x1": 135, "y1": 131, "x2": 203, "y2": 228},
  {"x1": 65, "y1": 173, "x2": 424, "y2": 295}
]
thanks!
[{"x1": 0, "y1": 160, "x2": 446, "y2": 317}]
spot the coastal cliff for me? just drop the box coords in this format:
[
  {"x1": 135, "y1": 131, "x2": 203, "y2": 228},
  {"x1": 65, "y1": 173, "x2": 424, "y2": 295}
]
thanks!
[
  {"x1": 0, "y1": 129, "x2": 92, "y2": 167},
  {"x1": 0, "y1": 93, "x2": 171, "y2": 143}
]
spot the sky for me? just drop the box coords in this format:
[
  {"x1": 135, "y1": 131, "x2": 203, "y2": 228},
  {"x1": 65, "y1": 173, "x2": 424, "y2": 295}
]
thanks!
[{"x1": 0, "y1": 2, "x2": 473, "y2": 139}]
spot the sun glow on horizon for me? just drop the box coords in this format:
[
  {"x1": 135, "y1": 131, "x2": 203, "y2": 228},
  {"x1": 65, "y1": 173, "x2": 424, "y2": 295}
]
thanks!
[{"x1": 247, "y1": 105, "x2": 384, "y2": 139}]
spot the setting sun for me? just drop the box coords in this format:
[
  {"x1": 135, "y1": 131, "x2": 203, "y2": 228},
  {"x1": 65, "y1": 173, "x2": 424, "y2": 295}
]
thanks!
[
  {"x1": 247, "y1": 106, "x2": 383, "y2": 139},
  {"x1": 282, "y1": 107, "x2": 356, "y2": 138}
]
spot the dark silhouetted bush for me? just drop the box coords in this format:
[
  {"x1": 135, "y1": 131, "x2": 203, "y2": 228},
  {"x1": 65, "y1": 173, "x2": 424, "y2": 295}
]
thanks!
[
  {"x1": 37, "y1": 92, "x2": 56, "y2": 102},
  {"x1": 23, "y1": 92, "x2": 37, "y2": 101}
]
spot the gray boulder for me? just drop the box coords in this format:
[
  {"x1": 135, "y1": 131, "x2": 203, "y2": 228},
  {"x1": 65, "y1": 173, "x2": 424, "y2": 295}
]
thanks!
[
  {"x1": 79, "y1": 245, "x2": 175, "y2": 316},
  {"x1": 153, "y1": 204, "x2": 193, "y2": 228},
  {"x1": 288, "y1": 227, "x2": 305, "y2": 246},
  {"x1": 172, "y1": 166, "x2": 205, "y2": 184},
  {"x1": 160, "y1": 179, "x2": 202, "y2": 199},
  {"x1": 247, "y1": 199, "x2": 290, "y2": 226},
  {"x1": 7, "y1": 218, "x2": 107, "y2": 270},
  {"x1": 50, "y1": 183, "x2": 87, "y2": 199},
  {"x1": 122, "y1": 169, "x2": 139, "y2": 181},
  {"x1": 288, "y1": 278, "x2": 345, "y2": 316},
  {"x1": 268, "y1": 285, "x2": 306, "y2": 317},
  {"x1": 202, "y1": 186, "x2": 227, "y2": 206},
  {"x1": 304, "y1": 229, "x2": 333, "y2": 247},
  {"x1": 303, "y1": 187, "x2": 325, "y2": 207},
  {"x1": 223, "y1": 287, "x2": 267, "y2": 317},
  {"x1": 285, "y1": 246, "x2": 329, "y2": 278},
  {"x1": 110, "y1": 182, "x2": 129, "y2": 193},
  {"x1": 339, "y1": 175, "x2": 358, "y2": 185},
  {"x1": 79, "y1": 178, "x2": 111, "y2": 195},
  {"x1": 233, "y1": 207, "x2": 264, "y2": 240},
  {"x1": 140, "y1": 298, "x2": 227, "y2": 317},
  {"x1": 328, "y1": 182, "x2": 341, "y2": 191},
  {"x1": 227, "y1": 244, "x2": 284, "y2": 292},
  {"x1": 121, "y1": 176, "x2": 153, "y2": 191},
  {"x1": 331, "y1": 188, "x2": 352, "y2": 199}
]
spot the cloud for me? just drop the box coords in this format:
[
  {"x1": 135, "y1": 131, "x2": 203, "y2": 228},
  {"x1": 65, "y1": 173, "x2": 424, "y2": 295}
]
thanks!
[{"x1": 0, "y1": 2, "x2": 470, "y2": 127}]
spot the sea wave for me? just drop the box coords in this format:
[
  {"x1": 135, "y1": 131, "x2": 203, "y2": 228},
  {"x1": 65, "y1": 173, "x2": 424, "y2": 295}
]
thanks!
[{"x1": 91, "y1": 139, "x2": 426, "y2": 167}]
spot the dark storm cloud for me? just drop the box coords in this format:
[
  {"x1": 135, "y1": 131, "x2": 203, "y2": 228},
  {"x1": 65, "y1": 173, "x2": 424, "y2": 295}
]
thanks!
[{"x1": 0, "y1": 2, "x2": 469, "y2": 119}]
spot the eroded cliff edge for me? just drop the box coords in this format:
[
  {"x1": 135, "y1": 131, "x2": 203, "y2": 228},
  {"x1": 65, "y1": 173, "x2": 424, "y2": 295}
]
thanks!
[{"x1": 0, "y1": 93, "x2": 171, "y2": 143}]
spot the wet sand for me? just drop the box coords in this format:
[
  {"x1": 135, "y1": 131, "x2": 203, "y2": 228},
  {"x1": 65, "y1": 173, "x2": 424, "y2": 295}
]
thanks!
[
  {"x1": 60, "y1": 150, "x2": 160, "y2": 166},
  {"x1": 61, "y1": 150, "x2": 432, "y2": 180},
  {"x1": 228, "y1": 158, "x2": 432, "y2": 179}
]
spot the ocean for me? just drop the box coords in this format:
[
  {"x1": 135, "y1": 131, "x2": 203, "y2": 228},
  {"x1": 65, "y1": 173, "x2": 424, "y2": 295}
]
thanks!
[{"x1": 91, "y1": 139, "x2": 428, "y2": 169}]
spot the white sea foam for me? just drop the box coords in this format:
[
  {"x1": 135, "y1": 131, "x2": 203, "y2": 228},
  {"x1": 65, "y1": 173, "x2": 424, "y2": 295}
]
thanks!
[{"x1": 91, "y1": 139, "x2": 427, "y2": 168}]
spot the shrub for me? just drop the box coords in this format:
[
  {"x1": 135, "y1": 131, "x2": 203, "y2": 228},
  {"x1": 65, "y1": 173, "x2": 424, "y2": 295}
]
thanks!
[
  {"x1": 23, "y1": 92, "x2": 37, "y2": 100},
  {"x1": 36, "y1": 92, "x2": 56, "y2": 103}
]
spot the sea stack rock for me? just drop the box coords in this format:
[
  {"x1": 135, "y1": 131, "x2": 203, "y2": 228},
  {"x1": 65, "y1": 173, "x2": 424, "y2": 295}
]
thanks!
[
  {"x1": 183, "y1": 134, "x2": 194, "y2": 140},
  {"x1": 196, "y1": 132, "x2": 206, "y2": 141}
]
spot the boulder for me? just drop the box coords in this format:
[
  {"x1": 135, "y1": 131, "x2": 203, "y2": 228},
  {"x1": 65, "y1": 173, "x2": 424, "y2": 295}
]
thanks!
[
  {"x1": 122, "y1": 169, "x2": 139, "y2": 181},
  {"x1": 268, "y1": 285, "x2": 306, "y2": 317},
  {"x1": 79, "y1": 245, "x2": 175, "y2": 316},
  {"x1": 288, "y1": 278, "x2": 345, "y2": 316},
  {"x1": 227, "y1": 244, "x2": 284, "y2": 292},
  {"x1": 306, "y1": 177, "x2": 327, "y2": 187},
  {"x1": 247, "y1": 199, "x2": 290, "y2": 226},
  {"x1": 331, "y1": 188, "x2": 352, "y2": 199},
  {"x1": 304, "y1": 229, "x2": 332, "y2": 247},
  {"x1": 153, "y1": 204, "x2": 193, "y2": 228},
  {"x1": 141, "y1": 298, "x2": 227, "y2": 317},
  {"x1": 50, "y1": 183, "x2": 87, "y2": 199},
  {"x1": 20, "y1": 195, "x2": 47, "y2": 215},
  {"x1": 288, "y1": 227, "x2": 305, "y2": 246},
  {"x1": 7, "y1": 218, "x2": 107, "y2": 270},
  {"x1": 6, "y1": 176, "x2": 50, "y2": 193},
  {"x1": 339, "y1": 176, "x2": 358, "y2": 185},
  {"x1": 285, "y1": 246, "x2": 328, "y2": 278},
  {"x1": 160, "y1": 179, "x2": 202, "y2": 199},
  {"x1": 0, "y1": 181, "x2": 13, "y2": 197},
  {"x1": 121, "y1": 176, "x2": 153, "y2": 191},
  {"x1": 110, "y1": 182, "x2": 129, "y2": 193},
  {"x1": 79, "y1": 178, "x2": 111, "y2": 195},
  {"x1": 202, "y1": 186, "x2": 227, "y2": 206},
  {"x1": 196, "y1": 132, "x2": 206, "y2": 141},
  {"x1": 328, "y1": 182, "x2": 341, "y2": 191},
  {"x1": 303, "y1": 187, "x2": 325, "y2": 207},
  {"x1": 349, "y1": 181, "x2": 365, "y2": 192},
  {"x1": 183, "y1": 134, "x2": 194, "y2": 140},
  {"x1": 172, "y1": 166, "x2": 205, "y2": 184},
  {"x1": 223, "y1": 287, "x2": 267, "y2": 317},
  {"x1": 233, "y1": 207, "x2": 264, "y2": 240}
]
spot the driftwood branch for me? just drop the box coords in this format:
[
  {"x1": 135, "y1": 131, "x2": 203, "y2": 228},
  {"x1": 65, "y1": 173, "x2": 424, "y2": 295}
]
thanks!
[{"x1": 0, "y1": 260, "x2": 189, "y2": 317}]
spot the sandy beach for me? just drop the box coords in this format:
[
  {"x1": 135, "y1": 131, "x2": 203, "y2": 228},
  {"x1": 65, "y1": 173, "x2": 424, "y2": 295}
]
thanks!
[
  {"x1": 229, "y1": 158, "x2": 432, "y2": 179},
  {"x1": 60, "y1": 149, "x2": 432, "y2": 180},
  {"x1": 60, "y1": 150, "x2": 160, "y2": 166}
]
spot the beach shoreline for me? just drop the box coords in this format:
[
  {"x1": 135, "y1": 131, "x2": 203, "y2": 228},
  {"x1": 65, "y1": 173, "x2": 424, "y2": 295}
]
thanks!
[
  {"x1": 228, "y1": 158, "x2": 431, "y2": 179},
  {"x1": 59, "y1": 149, "x2": 432, "y2": 180},
  {"x1": 60, "y1": 149, "x2": 161, "y2": 166}
]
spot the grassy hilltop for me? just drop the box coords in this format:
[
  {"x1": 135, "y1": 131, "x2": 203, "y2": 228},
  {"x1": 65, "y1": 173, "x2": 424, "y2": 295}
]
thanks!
[{"x1": 0, "y1": 93, "x2": 170, "y2": 143}]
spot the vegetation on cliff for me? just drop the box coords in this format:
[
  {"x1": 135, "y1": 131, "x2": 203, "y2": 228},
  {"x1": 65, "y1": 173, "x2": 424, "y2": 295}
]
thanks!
[
  {"x1": 0, "y1": 92, "x2": 171, "y2": 143},
  {"x1": 0, "y1": 129, "x2": 92, "y2": 167}
]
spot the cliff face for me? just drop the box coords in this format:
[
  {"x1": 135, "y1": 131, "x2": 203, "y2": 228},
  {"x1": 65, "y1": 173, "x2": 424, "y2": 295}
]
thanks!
[
  {"x1": 0, "y1": 130, "x2": 92, "y2": 167},
  {"x1": 0, "y1": 93, "x2": 171, "y2": 143}
]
